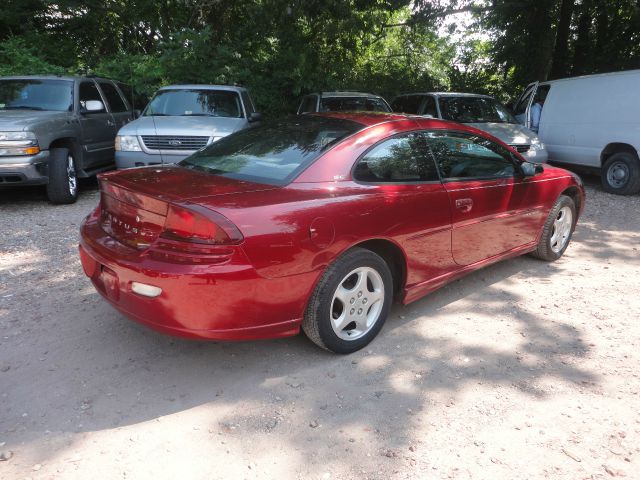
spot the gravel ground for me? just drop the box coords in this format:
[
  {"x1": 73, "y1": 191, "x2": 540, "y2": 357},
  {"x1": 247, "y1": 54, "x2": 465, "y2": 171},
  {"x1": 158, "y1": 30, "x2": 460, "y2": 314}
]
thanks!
[{"x1": 1, "y1": 175, "x2": 639, "y2": 480}]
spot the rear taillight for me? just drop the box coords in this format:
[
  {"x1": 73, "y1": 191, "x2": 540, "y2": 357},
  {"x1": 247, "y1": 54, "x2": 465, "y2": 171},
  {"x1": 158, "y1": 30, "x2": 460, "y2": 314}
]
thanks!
[{"x1": 161, "y1": 204, "x2": 243, "y2": 245}]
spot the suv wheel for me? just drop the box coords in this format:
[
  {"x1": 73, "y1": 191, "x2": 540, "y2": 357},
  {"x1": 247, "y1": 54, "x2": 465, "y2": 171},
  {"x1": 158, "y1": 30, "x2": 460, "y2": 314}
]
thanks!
[{"x1": 46, "y1": 147, "x2": 78, "y2": 204}]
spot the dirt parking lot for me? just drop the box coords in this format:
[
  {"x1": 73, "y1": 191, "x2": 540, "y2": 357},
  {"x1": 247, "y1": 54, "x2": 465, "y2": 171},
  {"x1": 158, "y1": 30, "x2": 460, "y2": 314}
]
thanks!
[{"x1": 1, "y1": 176, "x2": 639, "y2": 480}]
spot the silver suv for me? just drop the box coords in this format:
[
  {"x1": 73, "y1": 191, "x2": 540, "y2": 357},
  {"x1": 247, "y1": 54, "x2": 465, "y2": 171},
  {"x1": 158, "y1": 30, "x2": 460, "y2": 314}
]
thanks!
[
  {"x1": 115, "y1": 85, "x2": 261, "y2": 168},
  {"x1": 0, "y1": 75, "x2": 137, "y2": 203}
]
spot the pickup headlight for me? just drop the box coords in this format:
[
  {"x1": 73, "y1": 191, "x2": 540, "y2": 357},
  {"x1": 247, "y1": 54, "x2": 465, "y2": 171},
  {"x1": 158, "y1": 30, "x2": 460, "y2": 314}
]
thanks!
[
  {"x1": 0, "y1": 131, "x2": 40, "y2": 156},
  {"x1": 115, "y1": 135, "x2": 142, "y2": 152}
]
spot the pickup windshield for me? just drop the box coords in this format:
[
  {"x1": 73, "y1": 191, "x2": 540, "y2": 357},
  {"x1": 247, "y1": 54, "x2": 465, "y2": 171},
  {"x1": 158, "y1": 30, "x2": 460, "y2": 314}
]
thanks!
[
  {"x1": 439, "y1": 96, "x2": 518, "y2": 124},
  {"x1": 0, "y1": 79, "x2": 73, "y2": 112},
  {"x1": 179, "y1": 116, "x2": 362, "y2": 185},
  {"x1": 144, "y1": 89, "x2": 243, "y2": 118}
]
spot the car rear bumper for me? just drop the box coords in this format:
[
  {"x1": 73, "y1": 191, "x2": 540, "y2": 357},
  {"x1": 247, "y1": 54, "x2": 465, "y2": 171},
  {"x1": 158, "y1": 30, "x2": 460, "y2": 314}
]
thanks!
[
  {"x1": 115, "y1": 151, "x2": 191, "y2": 169},
  {"x1": 79, "y1": 216, "x2": 314, "y2": 340},
  {"x1": 0, "y1": 151, "x2": 50, "y2": 186}
]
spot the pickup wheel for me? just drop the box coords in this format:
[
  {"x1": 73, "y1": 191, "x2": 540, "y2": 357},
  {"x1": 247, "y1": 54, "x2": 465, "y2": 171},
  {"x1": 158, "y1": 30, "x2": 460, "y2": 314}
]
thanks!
[
  {"x1": 601, "y1": 152, "x2": 640, "y2": 195},
  {"x1": 46, "y1": 147, "x2": 78, "y2": 204}
]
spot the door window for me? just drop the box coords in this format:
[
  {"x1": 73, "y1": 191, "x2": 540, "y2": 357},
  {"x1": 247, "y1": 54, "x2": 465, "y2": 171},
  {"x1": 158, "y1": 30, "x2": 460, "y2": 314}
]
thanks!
[
  {"x1": 514, "y1": 86, "x2": 536, "y2": 116},
  {"x1": 391, "y1": 95, "x2": 423, "y2": 114},
  {"x1": 353, "y1": 133, "x2": 439, "y2": 183},
  {"x1": 426, "y1": 132, "x2": 516, "y2": 180},
  {"x1": 99, "y1": 81, "x2": 128, "y2": 112},
  {"x1": 240, "y1": 90, "x2": 255, "y2": 115},
  {"x1": 422, "y1": 96, "x2": 438, "y2": 117},
  {"x1": 79, "y1": 81, "x2": 104, "y2": 111},
  {"x1": 299, "y1": 95, "x2": 317, "y2": 113}
]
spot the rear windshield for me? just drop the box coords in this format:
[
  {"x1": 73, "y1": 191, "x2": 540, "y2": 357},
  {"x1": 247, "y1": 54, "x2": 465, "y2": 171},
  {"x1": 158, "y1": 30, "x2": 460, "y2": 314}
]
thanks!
[
  {"x1": 320, "y1": 96, "x2": 391, "y2": 113},
  {"x1": 179, "y1": 116, "x2": 362, "y2": 185},
  {"x1": 439, "y1": 96, "x2": 518, "y2": 124},
  {"x1": 0, "y1": 79, "x2": 73, "y2": 112},
  {"x1": 144, "y1": 89, "x2": 242, "y2": 118}
]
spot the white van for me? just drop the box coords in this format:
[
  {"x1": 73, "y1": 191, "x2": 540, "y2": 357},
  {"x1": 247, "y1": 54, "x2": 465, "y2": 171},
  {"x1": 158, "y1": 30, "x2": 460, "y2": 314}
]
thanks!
[{"x1": 513, "y1": 70, "x2": 640, "y2": 195}]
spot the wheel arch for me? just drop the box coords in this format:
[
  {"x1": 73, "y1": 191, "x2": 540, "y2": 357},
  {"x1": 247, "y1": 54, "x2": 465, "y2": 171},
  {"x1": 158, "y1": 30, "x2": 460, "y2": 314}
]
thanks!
[
  {"x1": 48, "y1": 137, "x2": 83, "y2": 172},
  {"x1": 560, "y1": 186, "x2": 582, "y2": 216},
  {"x1": 347, "y1": 238, "x2": 408, "y2": 299},
  {"x1": 600, "y1": 142, "x2": 639, "y2": 166}
]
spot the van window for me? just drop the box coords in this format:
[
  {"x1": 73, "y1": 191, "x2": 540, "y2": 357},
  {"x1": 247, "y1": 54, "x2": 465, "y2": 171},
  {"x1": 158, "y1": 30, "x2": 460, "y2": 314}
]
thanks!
[{"x1": 514, "y1": 86, "x2": 536, "y2": 116}]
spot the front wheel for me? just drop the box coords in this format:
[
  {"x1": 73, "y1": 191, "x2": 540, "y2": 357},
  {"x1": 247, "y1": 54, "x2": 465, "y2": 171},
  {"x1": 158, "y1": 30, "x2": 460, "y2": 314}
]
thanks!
[
  {"x1": 302, "y1": 248, "x2": 393, "y2": 354},
  {"x1": 530, "y1": 195, "x2": 576, "y2": 262},
  {"x1": 46, "y1": 147, "x2": 78, "y2": 204},
  {"x1": 601, "y1": 152, "x2": 640, "y2": 195}
]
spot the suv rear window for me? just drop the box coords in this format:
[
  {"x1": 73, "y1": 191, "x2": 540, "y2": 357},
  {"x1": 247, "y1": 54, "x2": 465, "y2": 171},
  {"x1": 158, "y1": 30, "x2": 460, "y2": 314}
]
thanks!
[{"x1": 180, "y1": 116, "x2": 362, "y2": 185}]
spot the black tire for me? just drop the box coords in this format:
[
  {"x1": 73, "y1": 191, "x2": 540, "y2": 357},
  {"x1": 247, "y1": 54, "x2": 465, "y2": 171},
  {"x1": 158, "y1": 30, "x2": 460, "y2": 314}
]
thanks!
[
  {"x1": 530, "y1": 195, "x2": 576, "y2": 262},
  {"x1": 46, "y1": 147, "x2": 78, "y2": 204},
  {"x1": 302, "y1": 248, "x2": 393, "y2": 354},
  {"x1": 601, "y1": 152, "x2": 640, "y2": 195}
]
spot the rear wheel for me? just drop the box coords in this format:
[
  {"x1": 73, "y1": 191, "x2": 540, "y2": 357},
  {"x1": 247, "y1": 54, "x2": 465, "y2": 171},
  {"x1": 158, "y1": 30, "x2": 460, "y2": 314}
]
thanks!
[
  {"x1": 601, "y1": 152, "x2": 640, "y2": 195},
  {"x1": 302, "y1": 248, "x2": 393, "y2": 354},
  {"x1": 530, "y1": 195, "x2": 576, "y2": 262},
  {"x1": 46, "y1": 147, "x2": 78, "y2": 204}
]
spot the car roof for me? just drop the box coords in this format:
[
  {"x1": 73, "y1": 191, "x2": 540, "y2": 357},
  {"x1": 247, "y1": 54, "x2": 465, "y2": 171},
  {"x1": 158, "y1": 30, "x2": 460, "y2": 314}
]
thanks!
[
  {"x1": 0, "y1": 75, "x2": 113, "y2": 82},
  {"x1": 158, "y1": 84, "x2": 247, "y2": 92},
  {"x1": 311, "y1": 111, "x2": 476, "y2": 131},
  {"x1": 395, "y1": 92, "x2": 493, "y2": 99},
  {"x1": 309, "y1": 91, "x2": 384, "y2": 98}
]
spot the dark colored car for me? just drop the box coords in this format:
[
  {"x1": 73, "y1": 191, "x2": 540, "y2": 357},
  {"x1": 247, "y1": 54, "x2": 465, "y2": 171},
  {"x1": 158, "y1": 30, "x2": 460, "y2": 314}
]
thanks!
[
  {"x1": 0, "y1": 75, "x2": 137, "y2": 203},
  {"x1": 297, "y1": 92, "x2": 392, "y2": 114},
  {"x1": 79, "y1": 113, "x2": 584, "y2": 353}
]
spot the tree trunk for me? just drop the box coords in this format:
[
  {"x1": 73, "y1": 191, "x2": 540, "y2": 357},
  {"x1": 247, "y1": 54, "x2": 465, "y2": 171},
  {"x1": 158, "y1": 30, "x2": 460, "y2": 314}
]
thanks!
[
  {"x1": 571, "y1": 0, "x2": 594, "y2": 75},
  {"x1": 549, "y1": 0, "x2": 575, "y2": 79}
]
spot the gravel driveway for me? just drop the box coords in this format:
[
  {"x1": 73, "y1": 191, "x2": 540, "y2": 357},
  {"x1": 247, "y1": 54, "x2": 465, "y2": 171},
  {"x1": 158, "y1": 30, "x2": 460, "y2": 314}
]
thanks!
[{"x1": 1, "y1": 176, "x2": 638, "y2": 479}]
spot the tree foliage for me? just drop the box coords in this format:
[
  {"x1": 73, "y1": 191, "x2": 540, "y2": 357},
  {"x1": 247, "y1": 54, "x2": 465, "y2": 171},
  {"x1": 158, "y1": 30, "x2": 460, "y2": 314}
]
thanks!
[{"x1": 0, "y1": 0, "x2": 637, "y2": 113}]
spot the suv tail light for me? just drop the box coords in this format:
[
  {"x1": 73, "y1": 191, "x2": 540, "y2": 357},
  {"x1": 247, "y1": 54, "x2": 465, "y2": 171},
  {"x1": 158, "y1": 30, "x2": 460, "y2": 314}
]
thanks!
[{"x1": 161, "y1": 204, "x2": 243, "y2": 245}]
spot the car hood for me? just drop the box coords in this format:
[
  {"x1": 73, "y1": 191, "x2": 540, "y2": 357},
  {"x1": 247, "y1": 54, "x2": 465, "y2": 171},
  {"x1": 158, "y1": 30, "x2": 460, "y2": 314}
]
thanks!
[
  {"x1": 0, "y1": 110, "x2": 71, "y2": 131},
  {"x1": 466, "y1": 122, "x2": 540, "y2": 145},
  {"x1": 118, "y1": 115, "x2": 246, "y2": 138}
]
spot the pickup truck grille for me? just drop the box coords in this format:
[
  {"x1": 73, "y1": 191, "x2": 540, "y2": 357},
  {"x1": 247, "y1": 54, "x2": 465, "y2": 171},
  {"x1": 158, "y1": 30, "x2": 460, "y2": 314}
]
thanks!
[
  {"x1": 509, "y1": 144, "x2": 531, "y2": 153},
  {"x1": 141, "y1": 135, "x2": 210, "y2": 151}
]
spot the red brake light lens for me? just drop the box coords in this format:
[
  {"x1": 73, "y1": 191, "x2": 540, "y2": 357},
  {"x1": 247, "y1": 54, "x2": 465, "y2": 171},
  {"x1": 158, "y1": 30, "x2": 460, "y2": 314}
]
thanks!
[{"x1": 161, "y1": 205, "x2": 243, "y2": 244}]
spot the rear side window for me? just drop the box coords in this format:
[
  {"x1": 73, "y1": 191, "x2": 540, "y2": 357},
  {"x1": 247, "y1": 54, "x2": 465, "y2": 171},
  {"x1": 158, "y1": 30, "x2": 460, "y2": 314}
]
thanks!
[
  {"x1": 391, "y1": 95, "x2": 423, "y2": 114},
  {"x1": 426, "y1": 132, "x2": 516, "y2": 180},
  {"x1": 99, "y1": 81, "x2": 128, "y2": 112},
  {"x1": 180, "y1": 116, "x2": 362, "y2": 185},
  {"x1": 353, "y1": 133, "x2": 439, "y2": 183}
]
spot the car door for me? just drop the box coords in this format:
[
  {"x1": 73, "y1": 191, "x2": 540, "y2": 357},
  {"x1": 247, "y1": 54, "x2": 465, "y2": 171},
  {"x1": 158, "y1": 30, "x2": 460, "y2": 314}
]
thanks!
[
  {"x1": 97, "y1": 80, "x2": 133, "y2": 131},
  {"x1": 513, "y1": 81, "x2": 539, "y2": 127},
  {"x1": 351, "y1": 131, "x2": 455, "y2": 287},
  {"x1": 78, "y1": 80, "x2": 117, "y2": 169},
  {"x1": 425, "y1": 130, "x2": 545, "y2": 266}
]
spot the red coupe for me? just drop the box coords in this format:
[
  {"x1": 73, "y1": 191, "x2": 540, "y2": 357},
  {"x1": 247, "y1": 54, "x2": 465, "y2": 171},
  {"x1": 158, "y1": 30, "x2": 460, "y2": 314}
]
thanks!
[{"x1": 79, "y1": 113, "x2": 584, "y2": 353}]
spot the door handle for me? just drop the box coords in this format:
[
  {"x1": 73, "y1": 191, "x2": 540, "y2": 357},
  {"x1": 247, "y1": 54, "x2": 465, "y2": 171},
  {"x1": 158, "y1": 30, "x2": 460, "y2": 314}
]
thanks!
[
  {"x1": 106, "y1": 120, "x2": 115, "y2": 127},
  {"x1": 455, "y1": 198, "x2": 473, "y2": 213}
]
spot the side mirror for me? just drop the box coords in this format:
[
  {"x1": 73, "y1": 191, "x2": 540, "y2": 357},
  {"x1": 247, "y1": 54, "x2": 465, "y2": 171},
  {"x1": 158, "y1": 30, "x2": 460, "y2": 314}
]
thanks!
[
  {"x1": 521, "y1": 161, "x2": 544, "y2": 178},
  {"x1": 248, "y1": 112, "x2": 262, "y2": 123},
  {"x1": 83, "y1": 100, "x2": 105, "y2": 113}
]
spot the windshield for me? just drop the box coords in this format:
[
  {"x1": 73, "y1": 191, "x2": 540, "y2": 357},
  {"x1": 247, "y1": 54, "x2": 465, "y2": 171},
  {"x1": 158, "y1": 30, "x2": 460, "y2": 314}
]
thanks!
[
  {"x1": 438, "y1": 97, "x2": 518, "y2": 124},
  {"x1": 179, "y1": 116, "x2": 363, "y2": 185},
  {"x1": 0, "y1": 79, "x2": 73, "y2": 112},
  {"x1": 320, "y1": 96, "x2": 391, "y2": 113},
  {"x1": 144, "y1": 89, "x2": 243, "y2": 118}
]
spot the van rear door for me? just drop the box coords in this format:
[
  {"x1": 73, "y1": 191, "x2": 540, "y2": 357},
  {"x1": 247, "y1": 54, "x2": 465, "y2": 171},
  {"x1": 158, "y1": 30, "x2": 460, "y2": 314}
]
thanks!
[{"x1": 513, "y1": 81, "x2": 538, "y2": 128}]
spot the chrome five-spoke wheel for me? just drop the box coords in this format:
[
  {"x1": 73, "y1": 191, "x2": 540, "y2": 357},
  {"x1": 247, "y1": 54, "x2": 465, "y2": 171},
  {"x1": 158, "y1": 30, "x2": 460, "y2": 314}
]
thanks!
[
  {"x1": 550, "y1": 206, "x2": 573, "y2": 253},
  {"x1": 67, "y1": 154, "x2": 77, "y2": 196},
  {"x1": 330, "y1": 266, "x2": 384, "y2": 341}
]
